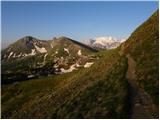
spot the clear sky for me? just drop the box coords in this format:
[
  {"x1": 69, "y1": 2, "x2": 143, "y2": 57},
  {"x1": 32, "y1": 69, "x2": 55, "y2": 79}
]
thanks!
[{"x1": 1, "y1": 1, "x2": 158, "y2": 48}]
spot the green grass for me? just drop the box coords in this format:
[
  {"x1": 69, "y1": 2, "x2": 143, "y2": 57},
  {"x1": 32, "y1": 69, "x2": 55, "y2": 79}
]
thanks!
[
  {"x1": 2, "y1": 49, "x2": 129, "y2": 118},
  {"x1": 122, "y1": 10, "x2": 159, "y2": 105},
  {"x1": 52, "y1": 51, "x2": 129, "y2": 118},
  {"x1": 1, "y1": 70, "x2": 81, "y2": 118}
]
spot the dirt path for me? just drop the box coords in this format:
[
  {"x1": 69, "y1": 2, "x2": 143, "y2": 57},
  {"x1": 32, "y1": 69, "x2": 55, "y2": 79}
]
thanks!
[{"x1": 126, "y1": 54, "x2": 155, "y2": 119}]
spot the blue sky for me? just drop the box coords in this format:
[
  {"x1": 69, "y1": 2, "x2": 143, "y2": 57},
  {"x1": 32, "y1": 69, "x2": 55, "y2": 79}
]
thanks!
[{"x1": 1, "y1": 1, "x2": 158, "y2": 48}]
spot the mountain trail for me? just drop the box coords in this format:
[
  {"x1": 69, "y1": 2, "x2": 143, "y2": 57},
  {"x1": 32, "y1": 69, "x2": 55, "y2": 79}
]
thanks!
[{"x1": 125, "y1": 54, "x2": 156, "y2": 118}]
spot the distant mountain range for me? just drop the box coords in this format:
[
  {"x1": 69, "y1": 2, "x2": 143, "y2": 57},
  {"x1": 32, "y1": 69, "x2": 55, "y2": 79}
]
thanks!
[
  {"x1": 2, "y1": 36, "x2": 124, "y2": 61},
  {"x1": 84, "y1": 36, "x2": 126, "y2": 50},
  {"x1": 2, "y1": 36, "x2": 98, "y2": 84},
  {"x1": 2, "y1": 35, "x2": 124, "y2": 83},
  {"x1": 2, "y1": 36, "x2": 96, "y2": 60}
]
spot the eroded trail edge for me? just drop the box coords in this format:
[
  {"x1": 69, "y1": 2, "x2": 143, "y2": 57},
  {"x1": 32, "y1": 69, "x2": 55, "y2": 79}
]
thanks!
[{"x1": 126, "y1": 54, "x2": 156, "y2": 118}]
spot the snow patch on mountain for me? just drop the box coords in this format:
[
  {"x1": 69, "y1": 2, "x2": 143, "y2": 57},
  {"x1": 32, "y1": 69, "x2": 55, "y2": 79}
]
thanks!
[
  {"x1": 30, "y1": 49, "x2": 36, "y2": 56},
  {"x1": 43, "y1": 53, "x2": 48, "y2": 64},
  {"x1": 18, "y1": 53, "x2": 22, "y2": 58},
  {"x1": 77, "y1": 50, "x2": 82, "y2": 56},
  {"x1": 50, "y1": 43, "x2": 53, "y2": 48},
  {"x1": 13, "y1": 53, "x2": 16, "y2": 58},
  {"x1": 60, "y1": 64, "x2": 77, "y2": 73},
  {"x1": 8, "y1": 52, "x2": 14, "y2": 58},
  {"x1": 75, "y1": 63, "x2": 81, "y2": 67},
  {"x1": 35, "y1": 45, "x2": 47, "y2": 53},
  {"x1": 54, "y1": 64, "x2": 59, "y2": 68},
  {"x1": 64, "y1": 48, "x2": 69, "y2": 54},
  {"x1": 7, "y1": 49, "x2": 37, "y2": 59},
  {"x1": 24, "y1": 49, "x2": 37, "y2": 57},
  {"x1": 84, "y1": 62, "x2": 94, "y2": 68},
  {"x1": 55, "y1": 51, "x2": 58, "y2": 54}
]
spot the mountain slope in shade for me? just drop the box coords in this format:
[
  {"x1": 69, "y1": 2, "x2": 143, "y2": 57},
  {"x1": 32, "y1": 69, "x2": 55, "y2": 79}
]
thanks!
[
  {"x1": 1, "y1": 36, "x2": 98, "y2": 84},
  {"x1": 1, "y1": 36, "x2": 52, "y2": 60}
]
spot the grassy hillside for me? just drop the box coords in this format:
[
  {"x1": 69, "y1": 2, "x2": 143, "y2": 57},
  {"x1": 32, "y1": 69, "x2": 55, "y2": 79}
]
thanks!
[
  {"x1": 122, "y1": 10, "x2": 159, "y2": 105},
  {"x1": 52, "y1": 51, "x2": 129, "y2": 118},
  {"x1": 48, "y1": 36, "x2": 97, "y2": 57},
  {"x1": 2, "y1": 49, "x2": 129, "y2": 118}
]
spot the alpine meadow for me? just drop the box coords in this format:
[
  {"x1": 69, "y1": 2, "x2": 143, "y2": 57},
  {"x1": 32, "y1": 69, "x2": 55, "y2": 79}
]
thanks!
[{"x1": 1, "y1": 1, "x2": 159, "y2": 119}]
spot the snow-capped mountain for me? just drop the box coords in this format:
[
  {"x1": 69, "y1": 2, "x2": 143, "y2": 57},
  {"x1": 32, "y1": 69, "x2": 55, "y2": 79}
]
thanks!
[
  {"x1": 2, "y1": 36, "x2": 98, "y2": 84},
  {"x1": 86, "y1": 36, "x2": 126, "y2": 49},
  {"x1": 1, "y1": 36, "x2": 53, "y2": 60}
]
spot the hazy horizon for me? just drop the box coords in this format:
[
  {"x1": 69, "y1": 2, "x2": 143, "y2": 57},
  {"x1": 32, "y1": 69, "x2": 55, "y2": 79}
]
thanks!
[{"x1": 2, "y1": 1, "x2": 158, "y2": 48}]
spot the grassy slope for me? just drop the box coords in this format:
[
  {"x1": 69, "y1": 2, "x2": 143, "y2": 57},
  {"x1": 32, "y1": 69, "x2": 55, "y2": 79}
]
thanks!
[
  {"x1": 2, "y1": 53, "x2": 44, "y2": 72},
  {"x1": 122, "y1": 10, "x2": 159, "y2": 105},
  {"x1": 2, "y1": 48, "x2": 129, "y2": 118},
  {"x1": 49, "y1": 37, "x2": 96, "y2": 57},
  {"x1": 53, "y1": 50, "x2": 129, "y2": 118}
]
